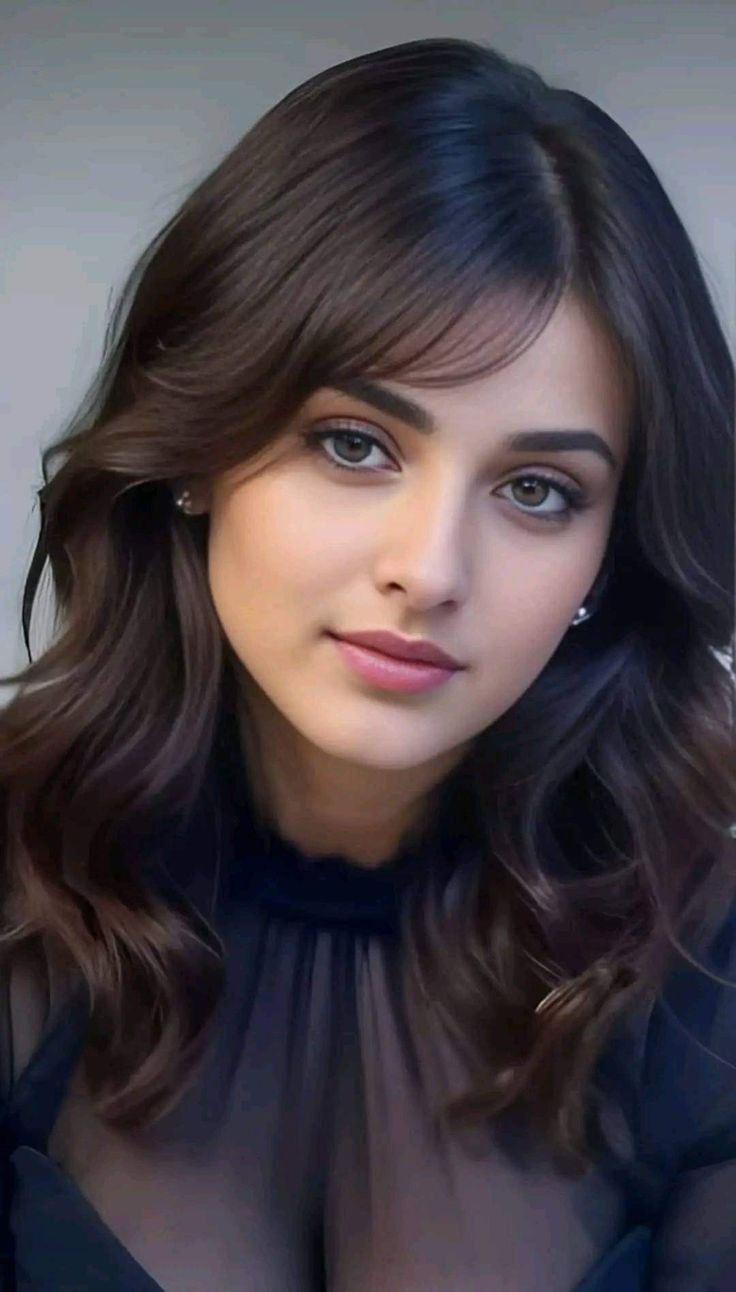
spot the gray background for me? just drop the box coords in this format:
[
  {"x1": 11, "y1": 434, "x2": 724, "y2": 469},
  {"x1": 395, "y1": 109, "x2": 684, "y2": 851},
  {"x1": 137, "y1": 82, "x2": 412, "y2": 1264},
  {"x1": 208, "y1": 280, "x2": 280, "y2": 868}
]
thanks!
[{"x1": 2, "y1": 1, "x2": 734, "y2": 680}]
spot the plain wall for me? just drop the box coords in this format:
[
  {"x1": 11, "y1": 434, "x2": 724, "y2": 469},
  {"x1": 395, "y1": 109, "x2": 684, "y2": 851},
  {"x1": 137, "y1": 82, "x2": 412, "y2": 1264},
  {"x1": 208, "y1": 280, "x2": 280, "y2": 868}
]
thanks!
[{"x1": 2, "y1": 0, "x2": 734, "y2": 675}]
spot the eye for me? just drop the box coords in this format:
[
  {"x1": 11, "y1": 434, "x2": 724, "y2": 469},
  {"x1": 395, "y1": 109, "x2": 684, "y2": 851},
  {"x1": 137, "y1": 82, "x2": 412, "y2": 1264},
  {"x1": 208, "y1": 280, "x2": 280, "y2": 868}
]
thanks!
[{"x1": 300, "y1": 424, "x2": 592, "y2": 524}]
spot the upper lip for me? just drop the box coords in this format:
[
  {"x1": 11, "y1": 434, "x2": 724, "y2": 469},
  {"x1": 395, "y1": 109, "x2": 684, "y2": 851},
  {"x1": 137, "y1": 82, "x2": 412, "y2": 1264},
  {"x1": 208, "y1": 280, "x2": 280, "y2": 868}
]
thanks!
[{"x1": 330, "y1": 629, "x2": 464, "y2": 670}]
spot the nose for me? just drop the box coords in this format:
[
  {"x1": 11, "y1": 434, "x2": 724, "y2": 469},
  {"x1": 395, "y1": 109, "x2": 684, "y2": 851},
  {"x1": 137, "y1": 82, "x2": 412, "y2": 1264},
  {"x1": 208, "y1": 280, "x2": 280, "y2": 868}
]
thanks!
[{"x1": 373, "y1": 480, "x2": 472, "y2": 610}]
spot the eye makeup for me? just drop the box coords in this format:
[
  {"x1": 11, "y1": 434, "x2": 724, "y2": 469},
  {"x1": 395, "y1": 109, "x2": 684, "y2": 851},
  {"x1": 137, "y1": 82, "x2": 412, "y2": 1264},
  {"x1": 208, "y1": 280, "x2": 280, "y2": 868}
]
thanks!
[{"x1": 299, "y1": 422, "x2": 593, "y2": 525}]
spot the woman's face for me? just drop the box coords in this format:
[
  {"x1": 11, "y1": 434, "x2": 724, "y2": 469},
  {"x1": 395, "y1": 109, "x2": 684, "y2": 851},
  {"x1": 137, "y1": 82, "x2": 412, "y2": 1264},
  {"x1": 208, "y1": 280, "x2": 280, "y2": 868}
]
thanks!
[{"x1": 195, "y1": 295, "x2": 630, "y2": 849}]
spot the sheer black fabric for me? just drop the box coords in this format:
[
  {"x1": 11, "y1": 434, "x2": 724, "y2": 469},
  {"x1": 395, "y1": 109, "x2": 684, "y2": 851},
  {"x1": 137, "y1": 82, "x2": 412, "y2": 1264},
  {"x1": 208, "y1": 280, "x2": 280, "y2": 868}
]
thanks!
[{"x1": 1, "y1": 705, "x2": 735, "y2": 1290}]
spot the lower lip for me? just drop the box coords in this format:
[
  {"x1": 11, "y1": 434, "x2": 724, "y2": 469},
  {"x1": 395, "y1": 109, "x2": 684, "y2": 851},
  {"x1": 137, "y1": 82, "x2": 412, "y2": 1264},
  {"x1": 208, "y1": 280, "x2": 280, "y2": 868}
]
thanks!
[{"x1": 329, "y1": 635, "x2": 460, "y2": 693}]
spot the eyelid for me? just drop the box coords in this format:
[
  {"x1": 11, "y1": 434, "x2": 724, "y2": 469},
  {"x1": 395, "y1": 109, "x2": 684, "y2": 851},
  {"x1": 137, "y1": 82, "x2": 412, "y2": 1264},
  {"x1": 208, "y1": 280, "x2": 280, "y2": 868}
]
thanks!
[{"x1": 311, "y1": 416, "x2": 395, "y2": 451}]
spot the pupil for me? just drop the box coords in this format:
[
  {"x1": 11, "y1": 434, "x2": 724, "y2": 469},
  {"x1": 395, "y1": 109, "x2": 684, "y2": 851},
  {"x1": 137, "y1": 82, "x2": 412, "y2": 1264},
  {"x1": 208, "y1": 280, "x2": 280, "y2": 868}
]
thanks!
[
  {"x1": 339, "y1": 433, "x2": 367, "y2": 461},
  {"x1": 515, "y1": 480, "x2": 546, "y2": 505}
]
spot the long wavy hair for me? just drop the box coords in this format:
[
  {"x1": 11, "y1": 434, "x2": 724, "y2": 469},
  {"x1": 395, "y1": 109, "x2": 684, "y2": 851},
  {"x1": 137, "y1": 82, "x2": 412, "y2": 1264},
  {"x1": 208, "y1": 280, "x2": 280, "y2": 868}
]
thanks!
[{"x1": 1, "y1": 37, "x2": 734, "y2": 1174}]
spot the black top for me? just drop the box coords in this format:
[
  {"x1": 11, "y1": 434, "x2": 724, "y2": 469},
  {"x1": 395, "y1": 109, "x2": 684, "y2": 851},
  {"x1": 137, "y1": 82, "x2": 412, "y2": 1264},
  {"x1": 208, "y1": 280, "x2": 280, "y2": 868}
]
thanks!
[{"x1": 1, "y1": 706, "x2": 735, "y2": 1290}]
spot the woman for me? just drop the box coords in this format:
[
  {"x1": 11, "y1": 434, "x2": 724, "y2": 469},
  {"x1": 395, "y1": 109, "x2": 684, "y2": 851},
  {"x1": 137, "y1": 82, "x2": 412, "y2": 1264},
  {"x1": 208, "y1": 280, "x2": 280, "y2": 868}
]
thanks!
[{"x1": 0, "y1": 36, "x2": 734, "y2": 1292}]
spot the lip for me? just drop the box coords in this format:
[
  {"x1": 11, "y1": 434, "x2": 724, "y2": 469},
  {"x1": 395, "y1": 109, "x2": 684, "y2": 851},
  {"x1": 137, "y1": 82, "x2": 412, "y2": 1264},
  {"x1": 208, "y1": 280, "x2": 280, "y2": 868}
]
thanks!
[{"x1": 328, "y1": 629, "x2": 464, "y2": 670}]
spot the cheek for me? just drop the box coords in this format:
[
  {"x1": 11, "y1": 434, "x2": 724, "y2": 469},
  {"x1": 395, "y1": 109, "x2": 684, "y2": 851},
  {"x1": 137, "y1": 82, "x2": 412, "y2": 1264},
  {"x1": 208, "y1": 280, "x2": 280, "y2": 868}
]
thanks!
[
  {"x1": 205, "y1": 484, "x2": 335, "y2": 656},
  {"x1": 464, "y1": 615, "x2": 572, "y2": 735},
  {"x1": 471, "y1": 561, "x2": 595, "y2": 691},
  {"x1": 224, "y1": 477, "x2": 364, "y2": 592},
  {"x1": 208, "y1": 481, "x2": 285, "y2": 585}
]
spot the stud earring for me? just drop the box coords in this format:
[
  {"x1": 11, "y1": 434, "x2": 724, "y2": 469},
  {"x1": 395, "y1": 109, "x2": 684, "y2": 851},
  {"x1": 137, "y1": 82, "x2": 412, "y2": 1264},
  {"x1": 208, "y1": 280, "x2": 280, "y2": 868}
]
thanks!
[
  {"x1": 571, "y1": 604, "x2": 591, "y2": 626},
  {"x1": 570, "y1": 557, "x2": 613, "y2": 627},
  {"x1": 175, "y1": 489, "x2": 193, "y2": 514}
]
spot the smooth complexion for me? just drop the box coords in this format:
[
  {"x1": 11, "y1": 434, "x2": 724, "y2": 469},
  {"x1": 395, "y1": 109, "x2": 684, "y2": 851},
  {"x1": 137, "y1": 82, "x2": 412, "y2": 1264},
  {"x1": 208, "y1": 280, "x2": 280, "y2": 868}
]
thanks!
[{"x1": 186, "y1": 295, "x2": 630, "y2": 867}]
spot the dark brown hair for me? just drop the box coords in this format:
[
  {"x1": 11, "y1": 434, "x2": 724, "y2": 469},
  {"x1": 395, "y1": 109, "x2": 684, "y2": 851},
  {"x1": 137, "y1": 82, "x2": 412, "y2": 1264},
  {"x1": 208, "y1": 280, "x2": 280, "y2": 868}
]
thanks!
[{"x1": 1, "y1": 37, "x2": 734, "y2": 1174}]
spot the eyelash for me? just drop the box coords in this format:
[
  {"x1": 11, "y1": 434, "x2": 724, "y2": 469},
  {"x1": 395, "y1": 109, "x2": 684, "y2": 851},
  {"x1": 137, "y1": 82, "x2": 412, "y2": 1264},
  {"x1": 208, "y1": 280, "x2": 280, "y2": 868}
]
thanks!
[{"x1": 300, "y1": 425, "x2": 591, "y2": 524}]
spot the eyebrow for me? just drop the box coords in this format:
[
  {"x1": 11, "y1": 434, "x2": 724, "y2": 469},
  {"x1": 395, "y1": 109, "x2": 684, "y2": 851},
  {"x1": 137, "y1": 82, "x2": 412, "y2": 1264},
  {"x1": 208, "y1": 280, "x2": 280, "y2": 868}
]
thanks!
[{"x1": 331, "y1": 378, "x2": 618, "y2": 471}]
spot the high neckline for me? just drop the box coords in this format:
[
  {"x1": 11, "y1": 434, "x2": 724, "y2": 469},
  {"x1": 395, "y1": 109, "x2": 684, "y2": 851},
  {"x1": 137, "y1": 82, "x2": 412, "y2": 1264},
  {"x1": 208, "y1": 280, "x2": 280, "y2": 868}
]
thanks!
[
  {"x1": 231, "y1": 814, "x2": 425, "y2": 933},
  {"x1": 211, "y1": 697, "x2": 460, "y2": 935},
  {"x1": 226, "y1": 750, "x2": 430, "y2": 935}
]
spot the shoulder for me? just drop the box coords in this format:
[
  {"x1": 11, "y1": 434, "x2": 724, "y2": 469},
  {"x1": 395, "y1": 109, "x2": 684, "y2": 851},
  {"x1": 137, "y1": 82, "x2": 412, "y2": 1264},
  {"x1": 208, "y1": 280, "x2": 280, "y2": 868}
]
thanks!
[
  {"x1": 636, "y1": 898, "x2": 736, "y2": 1169},
  {"x1": 595, "y1": 897, "x2": 736, "y2": 1182},
  {"x1": 0, "y1": 942, "x2": 73, "y2": 1103}
]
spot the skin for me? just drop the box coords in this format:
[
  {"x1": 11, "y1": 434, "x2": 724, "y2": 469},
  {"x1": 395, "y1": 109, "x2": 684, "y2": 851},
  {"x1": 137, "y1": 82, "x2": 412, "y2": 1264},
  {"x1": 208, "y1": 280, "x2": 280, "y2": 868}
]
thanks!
[{"x1": 184, "y1": 294, "x2": 631, "y2": 867}]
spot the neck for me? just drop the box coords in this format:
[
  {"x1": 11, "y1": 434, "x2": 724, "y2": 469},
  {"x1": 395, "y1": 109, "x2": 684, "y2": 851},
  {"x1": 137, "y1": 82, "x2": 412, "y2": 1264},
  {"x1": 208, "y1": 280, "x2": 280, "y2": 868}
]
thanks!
[{"x1": 234, "y1": 682, "x2": 458, "y2": 868}]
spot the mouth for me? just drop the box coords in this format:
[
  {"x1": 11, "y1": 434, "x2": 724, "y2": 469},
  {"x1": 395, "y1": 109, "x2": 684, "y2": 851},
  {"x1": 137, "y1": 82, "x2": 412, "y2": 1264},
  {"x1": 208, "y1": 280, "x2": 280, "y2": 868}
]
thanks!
[
  {"x1": 327, "y1": 633, "x2": 462, "y2": 694},
  {"x1": 327, "y1": 630, "x2": 464, "y2": 671}
]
